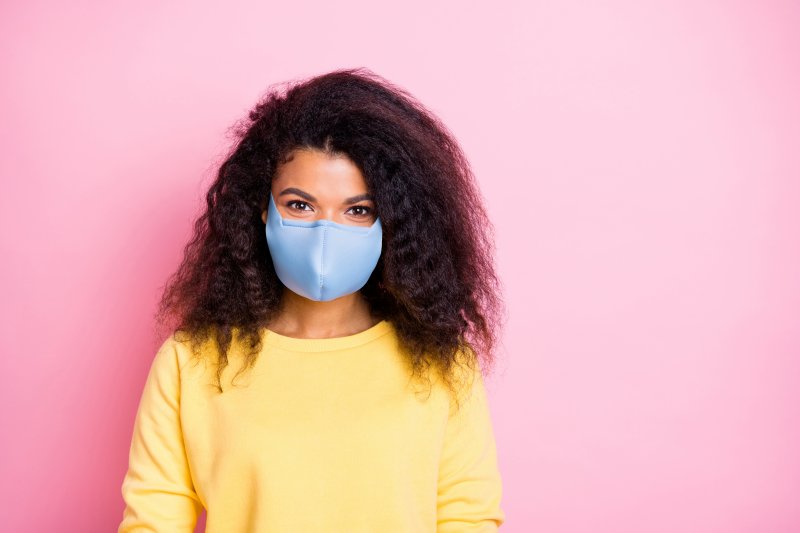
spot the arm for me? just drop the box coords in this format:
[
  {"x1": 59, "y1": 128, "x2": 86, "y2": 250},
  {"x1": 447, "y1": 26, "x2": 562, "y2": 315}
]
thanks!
[
  {"x1": 118, "y1": 336, "x2": 203, "y2": 533},
  {"x1": 437, "y1": 364, "x2": 506, "y2": 532}
]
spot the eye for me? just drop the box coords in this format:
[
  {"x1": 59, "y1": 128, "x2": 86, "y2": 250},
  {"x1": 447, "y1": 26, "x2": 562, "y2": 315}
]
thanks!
[
  {"x1": 347, "y1": 205, "x2": 373, "y2": 218},
  {"x1": 286, "y1": 200, "x2": 313, "y2": 212}
]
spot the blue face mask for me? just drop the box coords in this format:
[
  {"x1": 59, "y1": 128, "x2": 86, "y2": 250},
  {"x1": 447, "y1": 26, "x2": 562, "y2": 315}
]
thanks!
[{"x1": 264, "y1": 192, "x2": 383, "y2": 301}]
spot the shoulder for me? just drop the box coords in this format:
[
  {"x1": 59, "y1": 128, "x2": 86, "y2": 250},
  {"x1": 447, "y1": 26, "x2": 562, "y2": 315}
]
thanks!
[
  {"x1": 150, "y1": 331, "x2": 209, "y2": 376},
  {"x1": 425, "y1": 344, "x2": 490, "y2": 418}
]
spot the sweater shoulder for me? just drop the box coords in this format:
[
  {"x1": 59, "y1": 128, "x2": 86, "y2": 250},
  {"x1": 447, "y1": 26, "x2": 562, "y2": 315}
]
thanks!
[{"x1": 151, "y1": 331, "x2": 211, "y2": 376}]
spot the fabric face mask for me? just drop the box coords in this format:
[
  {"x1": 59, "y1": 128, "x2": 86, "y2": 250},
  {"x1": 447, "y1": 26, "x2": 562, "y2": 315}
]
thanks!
[{"x1": 264, "y1": 192, "x2": 383, "y2": 301}]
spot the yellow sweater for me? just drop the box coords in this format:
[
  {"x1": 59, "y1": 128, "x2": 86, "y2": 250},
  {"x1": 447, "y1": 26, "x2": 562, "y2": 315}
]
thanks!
[{"x1": 118, "y1": 319, "x2": 505, "y2": 532}]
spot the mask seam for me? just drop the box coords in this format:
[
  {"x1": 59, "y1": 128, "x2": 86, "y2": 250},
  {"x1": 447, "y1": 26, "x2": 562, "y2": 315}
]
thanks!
[{"x1": 319, "y1": 225, "x2": 327, "y2": 300}]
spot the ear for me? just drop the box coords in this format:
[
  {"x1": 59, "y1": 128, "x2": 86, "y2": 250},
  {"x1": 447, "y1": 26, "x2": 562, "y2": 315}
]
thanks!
[{"x1": 259, "y1": 197, "x2": 268, "y2": 224}]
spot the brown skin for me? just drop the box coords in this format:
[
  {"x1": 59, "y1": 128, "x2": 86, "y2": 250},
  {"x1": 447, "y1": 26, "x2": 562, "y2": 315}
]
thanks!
[{"x1": 259, "y1": 148, "x2": 382, "y2": 339}]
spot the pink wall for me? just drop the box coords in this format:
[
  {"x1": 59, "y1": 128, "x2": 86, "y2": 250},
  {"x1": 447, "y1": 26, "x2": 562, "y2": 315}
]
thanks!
[{"x1": 1, "y1": 1, "x2": 798, "y2": 531}]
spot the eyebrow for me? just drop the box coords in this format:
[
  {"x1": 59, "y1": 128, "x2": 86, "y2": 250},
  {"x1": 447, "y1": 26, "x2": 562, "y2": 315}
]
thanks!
[{"x1": 277, "y1": 187, "x2": 373, "y2": 204}]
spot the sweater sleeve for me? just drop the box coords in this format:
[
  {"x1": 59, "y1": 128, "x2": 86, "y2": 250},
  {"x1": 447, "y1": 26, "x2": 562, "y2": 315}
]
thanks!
[
  {"x1": 118, "y1": 336, "x2": 203, "y2": 533},
  {"x1": 436, "y1": 364, "x2": 506, "y2": 532}
]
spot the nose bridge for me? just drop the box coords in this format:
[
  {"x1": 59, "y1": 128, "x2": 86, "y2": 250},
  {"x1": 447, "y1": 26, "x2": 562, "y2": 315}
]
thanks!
[{"x1": 317, "y1": 205, "x2": 339, "y2": 223}]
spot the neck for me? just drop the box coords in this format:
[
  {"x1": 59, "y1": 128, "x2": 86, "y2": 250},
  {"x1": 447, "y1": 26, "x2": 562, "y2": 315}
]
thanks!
[{"x1": 266, "y1": 289, "x2": 380, "y2": 339}]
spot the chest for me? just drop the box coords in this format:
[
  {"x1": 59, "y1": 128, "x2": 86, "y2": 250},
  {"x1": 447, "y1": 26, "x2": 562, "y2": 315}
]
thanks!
[{"x1": 180, "y1": 350, "x2": 448, "y2": 493}]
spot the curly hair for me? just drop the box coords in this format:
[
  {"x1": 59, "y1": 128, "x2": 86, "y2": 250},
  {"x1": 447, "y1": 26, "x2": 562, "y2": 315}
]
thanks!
[{"x1": 155, "y1": 67, "x2": 506, "y2": 409}]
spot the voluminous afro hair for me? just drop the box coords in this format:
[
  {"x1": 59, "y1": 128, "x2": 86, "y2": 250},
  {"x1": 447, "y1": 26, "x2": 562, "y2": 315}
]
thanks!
[{"x1": 155, "y1": 67, "x2": 506, "y2": 408}]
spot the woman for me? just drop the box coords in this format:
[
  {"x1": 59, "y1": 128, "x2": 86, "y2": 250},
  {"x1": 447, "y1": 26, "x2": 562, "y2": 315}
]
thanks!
[{"x1": 118, "y1": 67, "x2": 506, "y2": 532}]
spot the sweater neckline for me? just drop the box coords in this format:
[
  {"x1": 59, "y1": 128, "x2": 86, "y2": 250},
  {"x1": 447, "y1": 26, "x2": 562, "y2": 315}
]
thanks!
[{"x1": 261, "y1": 319, "x2": 393, "y2": 352}]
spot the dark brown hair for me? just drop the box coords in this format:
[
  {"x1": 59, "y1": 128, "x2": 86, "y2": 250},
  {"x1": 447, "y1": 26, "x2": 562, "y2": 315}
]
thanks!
[{"x1": 155, "y1": 67, "x2": 506, "y2": 409}]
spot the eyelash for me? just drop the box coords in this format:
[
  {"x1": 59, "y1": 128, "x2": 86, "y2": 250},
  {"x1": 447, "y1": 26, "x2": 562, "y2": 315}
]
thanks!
[{"x1": 286, "y1": 201, "x2": 373, "y2": 217}]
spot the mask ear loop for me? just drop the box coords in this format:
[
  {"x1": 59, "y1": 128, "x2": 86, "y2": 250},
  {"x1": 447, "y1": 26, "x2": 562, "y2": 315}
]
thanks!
[{"x1": 318, "y1": 224, "x2": 328, "y2": 300}]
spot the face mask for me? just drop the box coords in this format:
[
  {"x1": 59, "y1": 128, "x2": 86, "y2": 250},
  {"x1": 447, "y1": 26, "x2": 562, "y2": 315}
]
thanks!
[{"x1": 264, "y1": 192, "x2": 383, "y2": 301}]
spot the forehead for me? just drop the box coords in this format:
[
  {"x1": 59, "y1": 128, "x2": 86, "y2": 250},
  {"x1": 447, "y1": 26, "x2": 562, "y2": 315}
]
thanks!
[{"x1": 274, "y1": 149, "x2": 367, "y2": 191}]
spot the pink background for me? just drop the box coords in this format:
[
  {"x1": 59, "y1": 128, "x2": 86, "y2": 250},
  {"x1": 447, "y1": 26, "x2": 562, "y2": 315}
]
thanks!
[{"x1": 1, "y1": 1, "x2": 798, "y2": 531}]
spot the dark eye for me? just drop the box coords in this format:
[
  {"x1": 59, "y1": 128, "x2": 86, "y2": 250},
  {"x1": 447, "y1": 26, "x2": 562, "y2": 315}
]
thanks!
[
  {"x1": 347, "y1": 205, "x2": 373, "y2": 217},
  {"x1": 287, "y1": 200, "x2": 312, "y2": 212}
]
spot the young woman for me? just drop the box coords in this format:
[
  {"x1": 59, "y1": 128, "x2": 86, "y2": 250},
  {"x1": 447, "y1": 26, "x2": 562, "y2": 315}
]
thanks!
[{"x1": 118, "y1": 68, "x2": 506, "y2": 532}]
